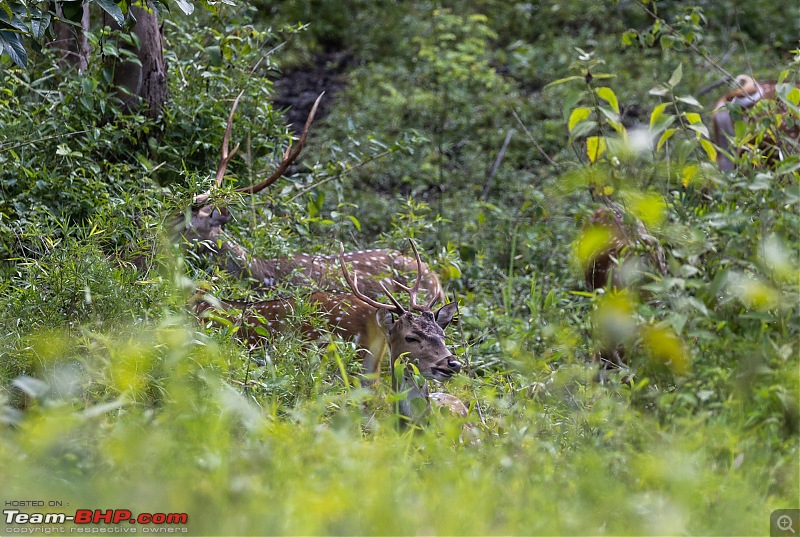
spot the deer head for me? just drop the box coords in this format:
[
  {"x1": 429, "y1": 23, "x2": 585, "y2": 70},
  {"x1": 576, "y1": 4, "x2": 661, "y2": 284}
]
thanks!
[
  {"x1": 709, "y1": 74, "x2": 800, "y2": 171},
  {"x1": 176, "y1": 91, "x2": 325, "y2": 245},
  {"x1": 339, "y1": 240, "x2": 461, "y2": 425}
]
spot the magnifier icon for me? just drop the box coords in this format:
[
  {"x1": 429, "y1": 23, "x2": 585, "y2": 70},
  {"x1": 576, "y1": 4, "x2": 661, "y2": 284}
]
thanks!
[{"x1": 778, "y1": 515, "x2": 796, "y2": 534}]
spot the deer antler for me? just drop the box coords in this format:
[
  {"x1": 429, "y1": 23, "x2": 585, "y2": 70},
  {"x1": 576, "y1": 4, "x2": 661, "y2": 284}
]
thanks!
[
  {"x1": 193, "y1": 91, "x2": 325, "y2": 205},
  {"x1": 235, "y1": 91, "x2": 325, "y2": 195},
  {"x1": 391, "y1": 240, "x2": 440, "y2": 311},
  {"x1": 216, "y1": 90, "x2": 245, "y2": 188},
  {"x1": 340, "y1": 243, "x2": 405, "y2": 314}
]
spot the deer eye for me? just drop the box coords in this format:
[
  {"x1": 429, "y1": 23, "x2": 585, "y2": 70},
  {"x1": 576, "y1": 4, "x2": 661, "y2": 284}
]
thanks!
[{"x1": 404, "y1": 336, "x2": 420, "y2": 344}]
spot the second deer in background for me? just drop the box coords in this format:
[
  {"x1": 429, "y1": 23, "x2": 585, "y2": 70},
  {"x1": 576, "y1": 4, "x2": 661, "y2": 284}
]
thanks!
[
  {"x1": 709, "y1": 74, "x2": 800, "y2": 171},
  {"x1": 179, "y1": 90, "x2": 444, "y2": 305}
]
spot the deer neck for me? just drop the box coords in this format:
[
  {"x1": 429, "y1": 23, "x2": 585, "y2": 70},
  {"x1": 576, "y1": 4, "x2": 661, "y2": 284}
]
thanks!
[
  {"x1": 217, "y1": 235, "x2": 278, "y2": 286},
  {"x1": 392, "y1": 365, "x2": 432, "y2": 426}
]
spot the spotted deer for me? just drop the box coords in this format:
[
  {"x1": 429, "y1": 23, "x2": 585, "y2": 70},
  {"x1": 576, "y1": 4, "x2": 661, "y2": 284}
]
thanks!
[
  {"x1": 179, "y1": 91, "x2": 444, "y2": 304},
  {"x1": 708, "y1": 74, "x2": 800, "y2": 171},
  {"x1": 195, "y1": 240, "x2": 462, "y2": 424}
]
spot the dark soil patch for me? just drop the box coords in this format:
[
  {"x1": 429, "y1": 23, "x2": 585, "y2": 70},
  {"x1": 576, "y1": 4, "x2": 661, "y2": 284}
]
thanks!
[{"x1": 272, "y1": 50, "x2": 353, "y2": 132}]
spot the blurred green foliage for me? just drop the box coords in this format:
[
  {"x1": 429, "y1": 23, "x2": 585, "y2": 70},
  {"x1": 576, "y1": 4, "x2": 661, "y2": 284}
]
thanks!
[{"x1": 1, "y1": 0, "x2": 798, "y2": 534}]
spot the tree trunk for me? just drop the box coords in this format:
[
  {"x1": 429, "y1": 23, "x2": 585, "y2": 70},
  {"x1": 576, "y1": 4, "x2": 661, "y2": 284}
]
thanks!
[
  {"x1": 104, "y1": 2, "x2": 167, "y2": 119},
  {"x1": 51, "y1": 1, "x2": 90, "y2": 72}
]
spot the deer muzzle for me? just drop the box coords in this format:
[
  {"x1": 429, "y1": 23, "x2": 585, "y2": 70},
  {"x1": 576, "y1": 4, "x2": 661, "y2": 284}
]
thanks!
[{"x1": 430, "y1": 356, "x2": 462, "y2": 381}]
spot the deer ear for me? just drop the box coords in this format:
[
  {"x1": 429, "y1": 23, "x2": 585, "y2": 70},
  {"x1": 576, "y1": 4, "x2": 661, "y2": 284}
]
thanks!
[
  {"x1": 434, "y1": 302, "x2": 458, "y2": 329},
  {"x1": 210, "y1": 207, "x2": 231, "y2": 227},
  {"x1": 375, "y1": 307, "x2": 395, "y2": 337}
]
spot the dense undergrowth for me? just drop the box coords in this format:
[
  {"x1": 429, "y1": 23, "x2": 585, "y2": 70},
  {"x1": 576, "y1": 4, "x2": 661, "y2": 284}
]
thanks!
[{"x1": 0, "y1": 0, "x2": 798, "y2": 534}]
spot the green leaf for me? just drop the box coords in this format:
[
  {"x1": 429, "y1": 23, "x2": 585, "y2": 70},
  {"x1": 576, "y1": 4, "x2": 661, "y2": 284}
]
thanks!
[
  {"x1": 677, "y1": 95, "x2": 701, "y2": 108},
  {"x1": 595, "y1": 87, "x2": 620, "y2": 114},
  {"x1": 30, "y1": 12, "x2": 51, "y2": 40},
  {"x1": 734, "y1": 120, "x2": 747, "y2": 140},
  {"x1": 668, "y1": 63, "x2": 683, "y2": 87},
  {"x1": 94, "y1": 0, "x2": 125, "y2": 26},
  {"x1": 348, "y1": 215, "x2": 361, "y2": 231},
  {"x1": 568, "y1": 107, "x2": 592, "y2": 133},
  {"x1": 174, "y1": 0, "x2": 195, "y2": 16},
  {"x1": 0, "y1": 7, "x2": 27, "y2": 32},
  {"x1": 621, "y1": 30, "x2": 637, "y2": 46},
  {"x1": 569, "y1": 119, "x2": 597, "y2": 139},
  {"x1": 687, "y1": 123, "x2": 710, "y2": 139},
  {"x1": 544, "y1": 75, "x2": 584, "y2": 89},
  {"x1": 0, "y1": 30, "x2": 27, "y2": 68},
  {"x1": 649, "y1": 85, "x2": 669, "y2": 97}
]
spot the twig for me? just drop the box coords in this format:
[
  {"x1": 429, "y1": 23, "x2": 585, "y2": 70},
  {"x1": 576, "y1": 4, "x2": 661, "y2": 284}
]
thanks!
[
  {"x1": 511, "y1": 108, "x2": 559, "y2": 167},
  {"x1": 286, "y1": 147, "x2": 398, "y2": 202},
  {"x1": 481, "y1": 130, "x2": 513, "y2": 199},
  {"x1": 635, "y1": 1, "x2": 735, "y2": 83},
  {"x1": 0, "y1": 130, "x2": 92, "y2": 151},
  {"x1": 452, "y1": 291, "x2": 487, "y2": 427}
]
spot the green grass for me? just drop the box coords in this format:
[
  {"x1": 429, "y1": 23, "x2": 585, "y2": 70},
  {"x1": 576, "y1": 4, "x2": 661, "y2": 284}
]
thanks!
[{"x1": 1, "y1": 307, "x2": 795, "y2": 535}]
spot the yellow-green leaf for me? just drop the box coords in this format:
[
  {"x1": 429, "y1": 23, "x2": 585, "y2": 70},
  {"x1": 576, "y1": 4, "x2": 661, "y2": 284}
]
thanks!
[
  {"x1": 568, "y1": 107, "x2": 592, "y2": 133},
  {"x1": 586, "y1": 136, "x2": 607, "y2": 163},
  {"x1": 625, "y1": 191, "x2": 666, "y2": 227},
  {"x1": 699, "y1": 138, "x2": 717, "y2": 163},
  {"x1": 684, "y1": 112, "x2": 701, "y2": 125},
  {"x1": 649, "y1": 103, "x2": 668, "y2": 130},
  {"x1": 596, "y1": 87, "x2": 620, "y2": 114},
  {"x1": 656, "y1": 128, "x2": 676, "y2": 151},
  {"x1": 574, "y1": 226, "x2": 614, "y2": 269},
  {"x1": 786, "y1": 87, "x2": 800, "y2": 106},
  {"x1": 642, "y1": 325, "x2": 690, "y2": 375},
  {"x1": 681, "y1": 165, "x2": 699, "y2": 187}
]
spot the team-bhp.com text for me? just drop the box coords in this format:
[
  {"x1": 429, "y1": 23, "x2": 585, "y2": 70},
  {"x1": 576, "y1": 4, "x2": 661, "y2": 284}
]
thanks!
[{"x1": 4, "y1": 509, "x2": 188, "y2": 533}]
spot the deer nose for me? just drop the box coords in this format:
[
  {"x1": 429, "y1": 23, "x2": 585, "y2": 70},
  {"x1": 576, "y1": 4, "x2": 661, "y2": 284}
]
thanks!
[{"x1": 447, "y1": 357, "x2": 462, "y2": 373}]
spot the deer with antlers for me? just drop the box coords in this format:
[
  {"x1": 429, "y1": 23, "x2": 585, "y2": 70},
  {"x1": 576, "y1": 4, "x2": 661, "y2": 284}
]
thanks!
[
  {"x1": 708, "y1": 74, "x2": 800, "y2": 171},
  {"x1": 194, "y1": 240, "x2": 462, "y2": 425},
  {"x1": 178, "y1": 91, "x2": 444, "y2": 304}
]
